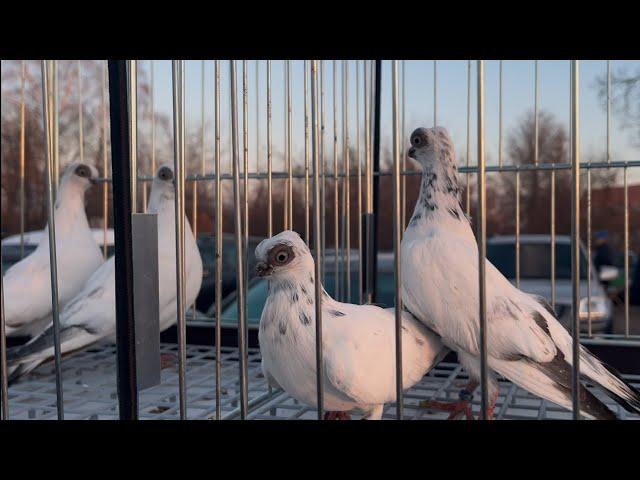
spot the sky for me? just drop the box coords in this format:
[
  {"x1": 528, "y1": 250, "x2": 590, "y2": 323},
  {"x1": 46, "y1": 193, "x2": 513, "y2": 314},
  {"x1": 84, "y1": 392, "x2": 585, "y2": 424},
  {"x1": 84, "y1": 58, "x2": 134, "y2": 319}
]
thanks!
[{"x1": 143, "y1": 60, "x2": 639, "y2": 183}]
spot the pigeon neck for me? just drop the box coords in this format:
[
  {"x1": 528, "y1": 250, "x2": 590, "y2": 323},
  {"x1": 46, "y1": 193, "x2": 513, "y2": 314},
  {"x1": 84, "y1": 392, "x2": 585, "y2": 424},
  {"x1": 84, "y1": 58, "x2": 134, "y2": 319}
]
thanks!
[
  {"x1": 268, "y1": 272, "x2": 332, "y2": 324},
  {"x1": 52, "y1": 182, "x2": 90, "y2": 231},
  {"x1": 409, "y1": 162, "x2": 464, "y2": 227}
]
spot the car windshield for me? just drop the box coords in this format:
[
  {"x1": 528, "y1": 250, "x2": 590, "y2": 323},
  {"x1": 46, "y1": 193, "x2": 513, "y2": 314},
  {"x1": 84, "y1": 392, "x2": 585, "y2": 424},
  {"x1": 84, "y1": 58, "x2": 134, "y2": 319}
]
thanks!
[
  {"x1": 487, "y1": 242, "x2": 588, "y2": 280},
  {"x1": 220, "y1": 271, "x2": 398, "y2": 326}
]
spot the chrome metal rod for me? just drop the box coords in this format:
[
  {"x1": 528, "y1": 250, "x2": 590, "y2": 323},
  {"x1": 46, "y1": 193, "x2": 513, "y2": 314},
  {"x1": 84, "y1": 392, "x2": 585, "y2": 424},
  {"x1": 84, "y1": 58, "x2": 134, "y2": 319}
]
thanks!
[
  {"x1": 266, "y1": 60, "x2": 273, "y2": 237},
  {"x1": 356, "y1": 60, "x2": 363, "y2": 305},
  {"x1": 534, "y1": 60, "x2": 539, "y2": 166},
  {"x1": 102, "y1": 61, "x2": 109, "y2": 258},
  {"x1": 401, "y1": 60, "x2": 406, "y2": 227},
  {"x1": 476, "y1": 60, "x2": 489, "y2": 420},
  {"x1": 320, "y1": 61, "x2": 327, "y2": 281},
  {"x1": 286, "y1": 60, "x2": 293, "y2": 230},
  {"x1": 151, "y1": 60, "x2": 156, "y2": 209},
  {"x1": 171, "y1": 60, "x2": 188, "y2": 419},
  {"x1": 304, "y1": 60, "x2": 311, "y2": 244},
  {"x1": 515, "y1": 171, "x2": 520, "y2": 289},
  {"x1": 52, "y1": 62, "x2": 59, "y2": 198},
  {"x1": 256, "y1": 60, "x2": 260, "y2": 173},
  {"x1": 391, "y1": 60, "x2": 403, "y2": 420},
  {"x1": 607, "y1": 61, "x2": 611, "y2": 165},
  {"x1": 242, "y1": 60, "x2": 250, "y2": 338},
  {"x1": 498, "y1": 60, "x2": 503, "y2": 169},
  {"x1": 624, "y1": 167, "x2": 629, "y2": 337},
  {"x1": 78, "y1": 60, "x2": 84, "y2": 164},
  {"x1": 333, "y1": 60, "x2": 339, "y2": 300},
  {"x1": 229, "y1": 60, "x2": 249, "y2": 419},
  {"x1": 570, "y1": 60, "x2": 581, "y2": 420},
  {"x1": 310, "y1": 60, "x2": 325, "y2": 419},
  {"x1": 42, "y1": 60, "x2": 65, "y2": 420},
  {"x1": 343, "y1": 60, "x2": 351, "y2": 303},
  {"x1": 0, "y1": 272, "x2": 7, "y2": 419},
  {"x1": 551, "y1": 169, "x2": 556, "y2": 309},
  {"x1": 466, "y1": 60, "x2": 472, "y2": 215},
  {"x1": 214, "y1": 60, "x2": 223, "y2": 420},
  {"x1": 433, "y1": 60, "x2": 437, "y2": 126},
  {"x1": 587, "y1": 162, "x2": 592, "y2": 337},
  {"x1": 19, "y1": 60, "x2": 26, "y2": 259}
]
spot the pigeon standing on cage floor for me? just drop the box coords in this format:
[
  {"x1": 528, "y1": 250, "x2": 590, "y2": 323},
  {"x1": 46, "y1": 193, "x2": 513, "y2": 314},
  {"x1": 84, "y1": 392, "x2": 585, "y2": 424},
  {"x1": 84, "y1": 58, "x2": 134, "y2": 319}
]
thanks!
[
  {"x1": 255, "y1": 230, "x2": 448, "y2": 420},
  {"x1": 2, "y1": 162, "x2": 104, "y2": 339},
  {"x1": 6, "y1": 164, "x2": 203, "y2": 383},
  {"x1": 400, "y1": 126, "x2": 640, "y2": 420}
]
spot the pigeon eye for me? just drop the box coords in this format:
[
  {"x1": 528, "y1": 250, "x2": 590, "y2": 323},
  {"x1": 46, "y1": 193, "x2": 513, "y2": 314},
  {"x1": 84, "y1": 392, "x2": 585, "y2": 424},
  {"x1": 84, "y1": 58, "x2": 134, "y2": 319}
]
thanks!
[
  {"x1": 158, "y1": 168, "x2": 174, "y2": 181},
  {"x1": 75, "y1": 165, "x2": 90, "y2": 178},
  {"x1": 272, "y1": 246, "x2": 293, "y2": 266},
  {"x1": 413, "y1": 137, "x2": 420, "y2": 145}
]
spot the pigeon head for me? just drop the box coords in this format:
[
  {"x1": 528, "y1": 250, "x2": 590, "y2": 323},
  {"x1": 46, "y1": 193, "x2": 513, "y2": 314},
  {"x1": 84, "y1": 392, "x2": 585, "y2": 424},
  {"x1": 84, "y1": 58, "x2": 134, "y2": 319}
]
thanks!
[
  {"x1": 407, "y1": 127, "x2": 456, "y2": 171},
  {"x1": 255, "y1": 230, "x2": 313, "y2": 280},
  {"x1": 149, "y1": 164, "x2": 176, "y2": 203},
  {"x1": 60, "y1": 162, "x2": 99, "y2": 192}
]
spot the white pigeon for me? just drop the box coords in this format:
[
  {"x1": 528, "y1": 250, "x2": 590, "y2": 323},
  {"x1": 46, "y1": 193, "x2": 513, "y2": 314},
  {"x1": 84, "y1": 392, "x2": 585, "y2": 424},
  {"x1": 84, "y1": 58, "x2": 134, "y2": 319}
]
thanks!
[
  {"x1": 255, "y1": 230, "x2": 447, "y2": 420},
  {"x1": 400, "y1": 126, "x2": 640, "y2": 420},
  {"x1": 7, "y1": 164, "x2": 203, "y2": 382},
  {"x1": 3, "y1": 162, "x2": 103, "y2": 338}
]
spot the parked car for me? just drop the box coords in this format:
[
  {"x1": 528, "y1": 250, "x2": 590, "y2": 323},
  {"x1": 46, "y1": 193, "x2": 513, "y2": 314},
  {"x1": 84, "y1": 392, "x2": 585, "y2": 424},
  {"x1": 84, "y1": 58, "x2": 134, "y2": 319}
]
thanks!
[
  {"x1": 487, "y1": 235, "x2": 617, "y2": 333},
  {"x1": 2, "y1": 228, "x2": 115, "y2": 275},
  {"x1": 194, "y1": 233, "x2": 267, "y2": 312},
  {"x1": 212, "y1": 250, "x2": 398, "y2": 328}
]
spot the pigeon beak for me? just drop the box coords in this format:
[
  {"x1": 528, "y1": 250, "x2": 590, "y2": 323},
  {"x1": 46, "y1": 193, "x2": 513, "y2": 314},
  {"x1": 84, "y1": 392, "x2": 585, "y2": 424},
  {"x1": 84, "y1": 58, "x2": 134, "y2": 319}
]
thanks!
[
  {"x1": 255, "y1": 261, "x2": 273, "y2": 277},
  {"x1": 407, "y1": 147, "x2": 416, "y2": 159}
]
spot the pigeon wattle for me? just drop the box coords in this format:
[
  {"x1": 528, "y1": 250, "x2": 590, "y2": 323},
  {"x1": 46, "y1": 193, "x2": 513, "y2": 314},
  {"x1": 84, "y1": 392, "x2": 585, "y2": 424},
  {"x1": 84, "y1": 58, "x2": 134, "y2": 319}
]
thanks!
[
  {"x1": 6, "y1": 164, "x2": 203, "y2": 383},
  {"x1": 400, "y1": 126, "x2": 640, "y2": 419},
  {"x1": 3, "y1": 162, "x2": 103, "y2": 338},
  {"x1": 256, "y1": 230, "x2": 448, "y2": 420}
]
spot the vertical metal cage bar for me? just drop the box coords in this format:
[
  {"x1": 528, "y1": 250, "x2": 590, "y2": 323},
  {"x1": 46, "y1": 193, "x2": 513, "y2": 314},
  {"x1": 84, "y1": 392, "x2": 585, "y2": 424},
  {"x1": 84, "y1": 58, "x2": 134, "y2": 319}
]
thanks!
[
  {"x1": 310, "y1": 60, "x2": 325, "y2": 419},
  {"x1": 606, "y1": 60, "x2": 611, "y2": 165},
  {"x1": 266, "y1": 60, "x2": 273, "y2": 237},
  {"x1": 242, "y1": 60, "x2": 250, "y2": 332},
  {"x1": 19, "y1": 60, "x2": 26, "y2": 259},
  {"x1": 0, "y1": 273, "x2": 7, "y2": 419},
  {"x1": 534, "y1": 60, "x2": 539, "y2": 166},
  {"x1": 320, "y1": 61, "x2": 327, "y2": 281},
  {"x1": 624, "y1": 167, "x2": 629, "y2": 337},
  {"x1": 129, "y1": 60, "x2": 138, "y2": 214},
  {"x1": 286, "y1": 60, "x2": 293, "y2": 231},
  {"x1": 587, "y1": 148, "x2": 592, "y2": 336},
  {"x1": 476, "y1": 60, "x2": 489, "y2": 420},
  {"x1": 108, "y1": 60, "x2": 138, "y2": 420},
  {"x1": 304, "y1": 60, "x2": 311, "y2": 244},
  {"x1": 41, "y1": 60, "x2": 65, "y2": 420},
  {"x1": 171, "y1": 60, "x2": 188, "y2": 419},
  {"x1": 570, "y1": 60, "x2": 581, "y2": 420},
  {"x1": 256, "y1": 60, "x2": 260, "y2": 173},
  {"x1": 52, "y1": 63, "x2": 59, "y2": 198},
  {"x1": 498, "y1": 60, "x2": 503, "y2": 169},
  {"x1": 229, "y1": 60, "x2": 249, "y2": 419},
  {"x1": 151, "y1": 61, "x2": 156, "y2": 208},
  {"x1": 356, "y1": 61, "x2": 363, "y2": 305},
  {"x1": 433, "y1": 60, "x2": 437, "y2": 126},
  {"x1": 401, "y1": 60, "x2": 407, "y2": 227},
  {"x1": 102, "y1": 61, "x2": 109, "y2": 258},
  {"x1": 515, "y1": 171, "x2": 520, "y2": 289},
  {"x1": 343, "y1": 60, "x2": 351, "y2": 302},
  {"x1": 551, "y1": 168, "x2": 556, "y2": 310},
  {"x1": 78, "y1": 60, "x2": 84, "y2": 164},
  {"x1": 465, "y1": 60, "x2": 471, "y2": 215},
  {"x1": 391, "y1": 60, "x2": 404, "y2": 420},
  {"x1": 214, "y1": 60, "x2": 223, "y2": 420},
  {"x1": 333, "y1": 60, "x2": 340, "y2": 299}
]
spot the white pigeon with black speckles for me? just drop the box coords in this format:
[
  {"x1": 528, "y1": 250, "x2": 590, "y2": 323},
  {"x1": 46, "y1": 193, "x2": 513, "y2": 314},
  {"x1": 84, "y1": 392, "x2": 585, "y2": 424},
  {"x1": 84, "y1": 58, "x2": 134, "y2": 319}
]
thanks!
[
  {"x1": 400, "y1": 126, "x2": 640, "y2": 419},
  {"x1": 6, "y1": 164, "x2": 203, "y2": 383},
  {"x1": 255, "y1": 230, "x2": 447, "y2": 420},
  {"x1": 3, "y1": 162, "x2": 104, "y2": 338}
]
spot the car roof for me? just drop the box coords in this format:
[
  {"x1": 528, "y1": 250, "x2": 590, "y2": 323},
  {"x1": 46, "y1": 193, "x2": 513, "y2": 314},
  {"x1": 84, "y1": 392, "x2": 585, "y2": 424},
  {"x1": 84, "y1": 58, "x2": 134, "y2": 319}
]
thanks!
[{"x1": 488, "y1": 234, "x2": 572, "y2": 245}]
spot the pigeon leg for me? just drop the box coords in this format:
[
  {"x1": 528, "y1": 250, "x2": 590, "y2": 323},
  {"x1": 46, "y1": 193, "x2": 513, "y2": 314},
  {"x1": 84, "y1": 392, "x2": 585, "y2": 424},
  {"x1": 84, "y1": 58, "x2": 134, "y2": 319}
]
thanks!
[
  {"x1": 323, "y1": 411, "x2": 351, "y2": 420},
  {"x1": 419, "y1": 380, "x2": 478, "y2": 420}
]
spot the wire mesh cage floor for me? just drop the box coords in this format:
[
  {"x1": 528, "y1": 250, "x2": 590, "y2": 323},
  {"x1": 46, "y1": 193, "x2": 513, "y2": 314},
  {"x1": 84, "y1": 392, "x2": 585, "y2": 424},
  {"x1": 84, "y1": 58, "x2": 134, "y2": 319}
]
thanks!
[{"x1": 6, "y1": 343, "x2": 639, "y2": 420}]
